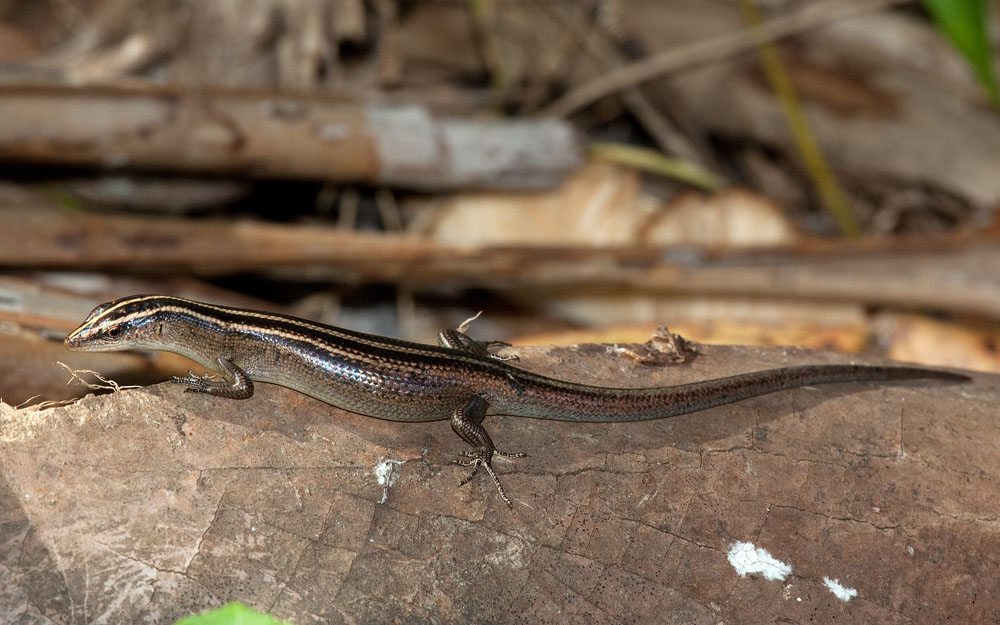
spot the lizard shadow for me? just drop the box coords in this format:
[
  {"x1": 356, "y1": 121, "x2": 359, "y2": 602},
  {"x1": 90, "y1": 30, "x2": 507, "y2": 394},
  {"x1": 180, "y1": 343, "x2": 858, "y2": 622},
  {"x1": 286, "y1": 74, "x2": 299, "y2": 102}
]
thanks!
[
  {"x1": 501, "y1": 381, "x2": 921, "y2": 460},
  {"x1": 0, "y1": 472, "x2": 75, "y2": 617}
]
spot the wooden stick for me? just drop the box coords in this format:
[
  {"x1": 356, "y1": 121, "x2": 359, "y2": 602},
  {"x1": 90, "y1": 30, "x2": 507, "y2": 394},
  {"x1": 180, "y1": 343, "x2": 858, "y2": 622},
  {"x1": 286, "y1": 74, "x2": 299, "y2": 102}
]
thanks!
[
  {"x1": 540, "y1": 0, "x2": 909, "y2": 118},
  {"x1": 0, "y1": 206, "x2": 996, "y2": 318},
  {"x1": 0, "y1": 83, "x2": 579, "y2": 189}
]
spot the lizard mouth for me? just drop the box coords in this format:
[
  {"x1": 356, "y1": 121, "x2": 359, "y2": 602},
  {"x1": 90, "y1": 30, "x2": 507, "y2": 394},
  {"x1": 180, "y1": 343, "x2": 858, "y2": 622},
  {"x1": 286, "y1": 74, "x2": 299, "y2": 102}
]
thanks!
[{"x1": 64, "y1": 327, "x2": 87, "y2": 349}]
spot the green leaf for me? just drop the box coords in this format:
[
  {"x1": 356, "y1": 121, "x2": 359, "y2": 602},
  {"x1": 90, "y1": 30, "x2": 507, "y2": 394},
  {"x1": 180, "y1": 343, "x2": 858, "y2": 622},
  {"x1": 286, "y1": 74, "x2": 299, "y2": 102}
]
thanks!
[
  {"x1": 172, "y1": 603, "x2": 293, "y2": 625},
  {"x1": 922, "y1": 0, "x2": 999, "y2": 108},
  {"x1": 588, "y1": 142, "x2": 726, "y2": 192}
]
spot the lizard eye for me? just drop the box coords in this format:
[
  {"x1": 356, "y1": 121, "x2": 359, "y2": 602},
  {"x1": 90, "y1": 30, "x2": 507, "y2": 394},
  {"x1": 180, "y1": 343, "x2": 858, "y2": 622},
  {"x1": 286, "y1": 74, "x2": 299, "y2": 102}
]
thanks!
[{"x1": 106, "y1": 325, "x2": 121, "y2": 339}]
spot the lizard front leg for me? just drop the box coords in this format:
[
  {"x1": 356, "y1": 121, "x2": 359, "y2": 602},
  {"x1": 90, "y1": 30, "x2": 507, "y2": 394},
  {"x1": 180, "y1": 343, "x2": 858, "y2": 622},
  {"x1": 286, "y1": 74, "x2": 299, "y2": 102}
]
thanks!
[{"x1": 172, "y1": 354, "x2": 255, "y2": 399}]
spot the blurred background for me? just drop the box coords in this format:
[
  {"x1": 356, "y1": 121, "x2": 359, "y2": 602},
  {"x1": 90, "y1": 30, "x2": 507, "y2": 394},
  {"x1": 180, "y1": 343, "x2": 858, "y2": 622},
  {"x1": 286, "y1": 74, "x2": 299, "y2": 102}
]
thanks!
[{"x1": 1, "y1": 0, "x2": 998, "y2": 406}]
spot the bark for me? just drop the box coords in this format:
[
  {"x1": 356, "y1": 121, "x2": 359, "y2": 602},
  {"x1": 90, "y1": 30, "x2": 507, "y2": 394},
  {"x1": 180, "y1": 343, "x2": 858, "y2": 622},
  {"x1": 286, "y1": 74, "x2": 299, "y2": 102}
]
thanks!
[{"x1": 0, "y1": 344, "x2": 992, "y2": 624}]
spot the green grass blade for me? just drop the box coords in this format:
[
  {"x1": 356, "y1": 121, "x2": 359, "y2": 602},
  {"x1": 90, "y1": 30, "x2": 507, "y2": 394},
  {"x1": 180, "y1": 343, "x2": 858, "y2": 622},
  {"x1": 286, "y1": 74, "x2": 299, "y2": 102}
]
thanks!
[
  {"x1": 172, "y1": 602, "x2": 293, "y2": 625},
  {"x1": 922, "y1": 0, "x2": 999, "y2": 108}
]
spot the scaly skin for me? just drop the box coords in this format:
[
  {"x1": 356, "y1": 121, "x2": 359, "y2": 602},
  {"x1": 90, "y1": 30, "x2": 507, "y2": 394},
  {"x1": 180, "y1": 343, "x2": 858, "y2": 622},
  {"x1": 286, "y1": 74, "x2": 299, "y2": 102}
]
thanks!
[{"x1": 65, "y1": 295, "x2": 969, "y2": 507}]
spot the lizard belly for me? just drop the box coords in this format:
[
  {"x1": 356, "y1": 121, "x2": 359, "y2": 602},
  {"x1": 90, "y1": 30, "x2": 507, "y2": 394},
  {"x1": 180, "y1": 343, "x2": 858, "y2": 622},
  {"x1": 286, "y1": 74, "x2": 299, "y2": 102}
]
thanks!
[{"x1": 242, "y1": 344, "x2": 476, "y2": 422}]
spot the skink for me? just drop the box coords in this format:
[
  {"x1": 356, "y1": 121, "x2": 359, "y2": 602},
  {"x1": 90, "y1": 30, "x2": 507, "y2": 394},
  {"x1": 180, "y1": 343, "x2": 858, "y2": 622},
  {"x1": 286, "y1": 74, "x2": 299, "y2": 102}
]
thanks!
[{"x1": 65, "y1": 295, "x2": 968, "y2": 507}]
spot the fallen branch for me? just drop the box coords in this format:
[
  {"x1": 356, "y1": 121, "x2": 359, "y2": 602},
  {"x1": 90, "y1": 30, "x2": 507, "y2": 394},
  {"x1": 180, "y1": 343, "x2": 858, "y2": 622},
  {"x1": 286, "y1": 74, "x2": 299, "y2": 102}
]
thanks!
[
  {"x1": 0, "y1": 83, "x2": 579, "y2": 190},
  {"x1": 0, "y1": 206, "x2": 997, "y2": 318}
]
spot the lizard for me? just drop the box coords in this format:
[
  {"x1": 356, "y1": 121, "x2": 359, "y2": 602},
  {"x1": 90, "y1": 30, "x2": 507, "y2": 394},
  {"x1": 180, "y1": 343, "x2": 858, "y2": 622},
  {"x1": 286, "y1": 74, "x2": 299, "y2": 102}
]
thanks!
[{"x1": 65, "y1": 294, "x2": 969, "y2": 507}]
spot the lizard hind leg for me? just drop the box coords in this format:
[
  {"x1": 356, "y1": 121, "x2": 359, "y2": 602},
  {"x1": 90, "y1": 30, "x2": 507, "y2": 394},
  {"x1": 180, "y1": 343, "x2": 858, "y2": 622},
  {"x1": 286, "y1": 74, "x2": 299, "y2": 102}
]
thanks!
[
  {"x1": 438, "y1": 328, "x2": 518, "y2": 362},
  {"x1": 450, "y1": 395, "x2": 526, "y2": 508}
]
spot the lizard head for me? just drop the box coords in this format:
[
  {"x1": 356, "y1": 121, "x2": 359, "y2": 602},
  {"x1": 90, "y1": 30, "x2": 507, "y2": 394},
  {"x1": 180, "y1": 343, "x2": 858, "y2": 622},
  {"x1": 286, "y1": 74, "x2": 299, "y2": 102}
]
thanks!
[{"x1": 65, "y1": 294, "x2": 174, "y2": 352}]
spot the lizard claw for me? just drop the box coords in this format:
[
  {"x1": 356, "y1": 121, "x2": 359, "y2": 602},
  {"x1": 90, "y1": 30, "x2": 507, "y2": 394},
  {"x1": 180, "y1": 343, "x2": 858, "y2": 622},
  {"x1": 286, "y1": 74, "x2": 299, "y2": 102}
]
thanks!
[
  {"x1": 482, "y1": 341, "x2": 519, "y2": 362},
  {"x1": 172, "y1": 371, "x2": 214, "y2": 393},
  {"x1": 458, "y1": 449, "x2": 526, "y2": 460},
  {"x1": 456, "y1": 451, "x2": 514, "y2": 508},
  {"x1": 438, "y1": 328, "x2": 518, "y2": 362}
]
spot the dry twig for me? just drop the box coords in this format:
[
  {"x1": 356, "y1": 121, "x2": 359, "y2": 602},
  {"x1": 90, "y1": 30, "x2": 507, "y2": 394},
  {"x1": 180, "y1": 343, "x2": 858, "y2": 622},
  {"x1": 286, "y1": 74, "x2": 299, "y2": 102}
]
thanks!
[{"x1": 540, "y1": 0, "x2": 910, "y2": 118}]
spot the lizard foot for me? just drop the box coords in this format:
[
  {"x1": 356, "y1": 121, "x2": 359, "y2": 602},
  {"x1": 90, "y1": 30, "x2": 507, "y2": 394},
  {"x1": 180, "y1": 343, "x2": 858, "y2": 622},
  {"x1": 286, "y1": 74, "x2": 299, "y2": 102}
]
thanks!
[
  {"x1": 450, "y1": 396, "x2": 525, "y2": 508},
  {"x1": 170, "y1": 355, "x2": 255, "y2": 399},
  {"x1": 456, "y1": 450, "x2": 514, "y2": 508},
  {"x1": 172, "y1": 370, "x2": 216, "y2": 393},
  {"x1": 438, "y1": 327, "x2": 518, "y2": 362}
]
